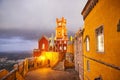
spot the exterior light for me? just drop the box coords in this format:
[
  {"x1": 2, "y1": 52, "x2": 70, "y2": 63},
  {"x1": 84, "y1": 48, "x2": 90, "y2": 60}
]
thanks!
[{"x1": 38, "y1": 56, "x2": 45, "y2": 61}]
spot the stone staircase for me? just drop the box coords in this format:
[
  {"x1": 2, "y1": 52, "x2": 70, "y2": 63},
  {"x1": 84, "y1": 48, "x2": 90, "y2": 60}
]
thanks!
[{"x1": 52, "y1": 60, "x2": 65, "y2": 71}]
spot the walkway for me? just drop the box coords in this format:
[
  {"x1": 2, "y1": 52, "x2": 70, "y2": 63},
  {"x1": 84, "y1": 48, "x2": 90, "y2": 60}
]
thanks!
[{"x1": 25, "y1": 68, "x2": 79, "y2": 80}]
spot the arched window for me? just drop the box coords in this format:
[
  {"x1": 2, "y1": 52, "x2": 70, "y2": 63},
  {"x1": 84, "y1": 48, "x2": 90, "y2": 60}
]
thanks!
[
  {"x1": 64, "y1": 46, "x2": 66, "y2": 50},
  {"x1": 64, "y1": 41, "x2": 66, "y2": 44},
  {"x1": 85, "y1": 36, "x2": 90, "y2": 52},
  {"x1": 42, "y1": 43, "x2": 45, "y2": 49},
  {"x1": 60, "y1": 46, "x2": 62, "y2": 50}
]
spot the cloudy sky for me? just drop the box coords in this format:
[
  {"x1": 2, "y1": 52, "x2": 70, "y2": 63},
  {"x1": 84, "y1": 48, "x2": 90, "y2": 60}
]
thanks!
[{"x1": 0, "y1": 0, "x2": 87, "y2": 52}]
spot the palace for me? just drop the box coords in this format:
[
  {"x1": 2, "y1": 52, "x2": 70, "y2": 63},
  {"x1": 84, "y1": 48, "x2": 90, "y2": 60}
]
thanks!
[{"x1": 33, "y1": 17, "x2": 69, "y2": 61}]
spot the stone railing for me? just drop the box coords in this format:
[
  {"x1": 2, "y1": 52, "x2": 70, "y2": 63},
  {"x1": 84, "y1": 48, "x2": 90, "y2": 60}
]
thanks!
[
  {"x1": 0, "y1": 57, "x2": 38, "y2": 80},
  {"x1": 0, "y1": 52, "x2": 60, "y2": 80},
  {"x1": 0, "y1": 69, "x2": 9, "y2": 79}
]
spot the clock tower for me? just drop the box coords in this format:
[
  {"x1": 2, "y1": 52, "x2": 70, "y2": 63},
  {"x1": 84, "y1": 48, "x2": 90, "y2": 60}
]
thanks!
[
  {"x1": 56, "y1": 17, "x2": 67, "y2": 39},
  {"x1": 55, "y1": 17, "x2": 68, "y2": 60}
]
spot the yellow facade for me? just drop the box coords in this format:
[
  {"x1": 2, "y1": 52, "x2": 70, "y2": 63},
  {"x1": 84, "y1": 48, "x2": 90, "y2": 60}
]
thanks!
[
  {"x1": 82, "y1": 0, "x2": 120, "y2": 80},
  {"x1": 67, "y1": 44, "x2": 74, "y2": 54},
  {"x1": 67, "y1": 36, "x2": 74, "y2": 54},
  {"x1": 37, "y1": 51, "x2": 59, "y2": 67}
]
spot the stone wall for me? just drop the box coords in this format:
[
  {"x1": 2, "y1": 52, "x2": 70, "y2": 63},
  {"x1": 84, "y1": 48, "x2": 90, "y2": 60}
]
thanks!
[{"x1": 0, "y1": 58, "x2": 38, "y2": 80}]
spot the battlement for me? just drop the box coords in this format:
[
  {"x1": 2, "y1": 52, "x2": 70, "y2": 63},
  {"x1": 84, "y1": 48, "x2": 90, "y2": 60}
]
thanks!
[{"x1": 0, "y1": 57, "x2": 38, "y2": 80}]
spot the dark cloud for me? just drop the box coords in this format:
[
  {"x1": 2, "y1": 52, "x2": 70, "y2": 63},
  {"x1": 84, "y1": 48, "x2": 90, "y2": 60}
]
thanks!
[
  {"x1": 0, "y1": 0, "x2": 87, "y2": 40},
  {"x1": 0, "y1": 28, "x2": 75, "y2": 41},
  {"x1": 0, "y1": 29, "x2": 54, "y2": 40},
  {"x1": 0, "y1": 0, "x2": 87, "y2": 52}
]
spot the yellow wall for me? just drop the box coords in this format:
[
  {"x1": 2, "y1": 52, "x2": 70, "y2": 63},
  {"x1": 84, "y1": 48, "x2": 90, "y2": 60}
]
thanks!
[
  {"x1": 67, "y1": 44, "x2": 74, "y2": 54},
  {"x1": 84, "y1": 58, "x2": 120, "y2": 80},
  {"x1": 39, "y1": 51, "x2": 59, "y2": 67},
  {"x1": 83, "y1": 0, "x2": 120, "y2": 80},
  {"x1": 45, "y1": 52, "x2": 59, "y2": 67},
  {"x1": 56, "y1": 27, "x2": 63, "y2": 38}
]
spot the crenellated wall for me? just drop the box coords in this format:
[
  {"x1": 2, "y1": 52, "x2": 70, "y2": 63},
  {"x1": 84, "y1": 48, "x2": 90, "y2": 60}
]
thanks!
[
  {"x1": 0, "y1": 57, "x2": 39, "y2": 80},
  {"x1": 36, "y1": 52, "x2": 59, "y2": 67},
  {"x1": 0, "y1": 69, "x2": 9, "y2": 79}
]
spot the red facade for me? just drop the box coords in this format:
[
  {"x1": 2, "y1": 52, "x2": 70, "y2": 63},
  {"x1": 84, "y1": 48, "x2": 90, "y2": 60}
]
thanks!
[
  {"x1": 55, "y1": 40, "x2": 67, "y2": 53},
  {"x1": 54, "y1": 39, "x2": 67, "y2": 60},
  {"x1": 33, "y1": 35, "x2": 49, "y2": 57},
  {"x1": 33, "y1": 49, "x2": 40, "y2": 57},
  {"x1": 38, "y1": 36, "x2": 49, "y2": 52}
]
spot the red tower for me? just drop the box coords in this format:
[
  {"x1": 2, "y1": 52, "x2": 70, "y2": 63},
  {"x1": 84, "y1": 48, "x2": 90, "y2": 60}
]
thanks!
[{"x1": 38, "y1": 35, "x2": 49, "y2": 52}]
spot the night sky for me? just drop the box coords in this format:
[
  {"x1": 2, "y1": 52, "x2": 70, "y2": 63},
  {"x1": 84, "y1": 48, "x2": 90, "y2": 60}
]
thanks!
[{"x1": 0, "y1": 0, "x2": 87, "y2": 52}]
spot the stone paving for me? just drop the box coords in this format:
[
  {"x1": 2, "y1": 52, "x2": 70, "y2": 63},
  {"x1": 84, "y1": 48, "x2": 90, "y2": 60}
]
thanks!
[
  {"x1": 25, "y1": 68, "x2": 79, "y2": 80},
  {"x1": 52, "y1": 61, "x2": 64, "y2": 71}
]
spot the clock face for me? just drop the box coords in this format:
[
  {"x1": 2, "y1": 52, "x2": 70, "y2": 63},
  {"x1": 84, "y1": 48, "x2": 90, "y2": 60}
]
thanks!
[{"x1": 58, "y1": 32, "x2": 61, "y2": 36}]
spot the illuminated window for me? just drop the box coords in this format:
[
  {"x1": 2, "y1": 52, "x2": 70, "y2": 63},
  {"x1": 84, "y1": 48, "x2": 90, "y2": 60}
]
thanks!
[
  {"x1": 60, "y1": 46, "x2": 62, "y2": 50},
  {"x1": 42, "y1": 43, "x2": 45, "y2": 49},
  {"x1": 96, "y1": 26, "x2": 104, "y2": 52},
  {"x1": 85, "y1": 36, "x2": 90, "y2": 52},
  {"x1": 64, "y1": 46, "x2": 66, "y2": 50},
  {"x1": 64, "y1": 41, "x2": 66, "y2": 44},
  {"x1": 87, "y1": 60, "x2": 90, "y2": 71}
]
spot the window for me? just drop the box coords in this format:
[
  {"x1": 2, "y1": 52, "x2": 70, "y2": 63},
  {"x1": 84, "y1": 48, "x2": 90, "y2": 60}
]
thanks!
[
  {"x1": 117, "y1": 19, "x2": 120, "y2": 32},
  {"x1": 64, "y1": 46, "x2": 66, "y2": 50},
  {"x1": 42, "y1": 43, "x2": 45, "y2": 49},
  {"x1": 60, "y1": 46, "x2": 62, "y2": 50},
  {"x1": 87, "y1": 60, "x2": 90, "y2": 71},
  {"x1": 64, "y1": 41, "x2": 66, "y2": 44},
  {"x1": 85, "y1": 36, "x2": 90, "y2": 52},
  {"x1": 96, "y1": 26, "x2": 104, "y2": 52},
  {"x1": 94, "y1": 77, "x2": 102, "y2": 80}
]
